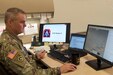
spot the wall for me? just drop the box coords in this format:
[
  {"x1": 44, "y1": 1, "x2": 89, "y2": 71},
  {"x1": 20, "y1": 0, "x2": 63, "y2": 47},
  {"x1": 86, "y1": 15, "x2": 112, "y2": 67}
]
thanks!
[
  {"x1": 51, "y1": 0, "x2": 113, "y2": 33},
  {"x1": 0, "y1": 0, "x2": 113, "y2": 43}
]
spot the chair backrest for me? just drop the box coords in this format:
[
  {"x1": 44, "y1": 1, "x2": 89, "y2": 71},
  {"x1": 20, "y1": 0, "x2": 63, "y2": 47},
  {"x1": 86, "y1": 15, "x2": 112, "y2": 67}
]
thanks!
[
  {"x1": 0, "y1": 63, "x2": 17, "y2": 75},
  {"x1": 0, "y1": 63, "x2": 9, "y2": 75}
]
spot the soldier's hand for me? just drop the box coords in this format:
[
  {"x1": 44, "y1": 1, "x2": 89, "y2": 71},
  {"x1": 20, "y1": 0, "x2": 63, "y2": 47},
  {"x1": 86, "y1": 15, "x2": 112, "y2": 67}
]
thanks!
[
  {"x1": 36, "y1": 50, "x2": 46, "y2": 59},
  {"x1": 60, "y1": 63, "x2": 77, "y2": 73}
]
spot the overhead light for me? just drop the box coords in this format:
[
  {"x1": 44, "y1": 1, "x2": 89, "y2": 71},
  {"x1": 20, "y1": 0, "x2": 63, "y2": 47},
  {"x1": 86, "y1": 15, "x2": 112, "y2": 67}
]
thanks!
[
  {"x1": 47, "y1": 13, "x2": 52, "y2": 18},
  {"x1": 26, "y1": 14, "x2": 32, "y2": 19},
  {"x1": 33, "y1": 13, "x2": 41, "y2": 19}
]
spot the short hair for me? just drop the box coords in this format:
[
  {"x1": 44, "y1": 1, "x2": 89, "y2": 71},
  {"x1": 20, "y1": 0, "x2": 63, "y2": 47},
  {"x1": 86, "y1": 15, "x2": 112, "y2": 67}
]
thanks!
[{"x1": 4, "y1": 8, "x2": 26, "y2": 23}]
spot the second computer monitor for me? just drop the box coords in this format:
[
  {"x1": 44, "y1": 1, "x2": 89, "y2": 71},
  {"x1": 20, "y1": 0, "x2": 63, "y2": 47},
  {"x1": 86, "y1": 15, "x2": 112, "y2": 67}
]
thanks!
[
  {"x1": 69, "y1": 33, "x2": 87, "y2": 57},
  {"x1": 69, "y1": 33, "x2": 85, "y2": 50},
  {"x1": 39, "y1": 23, "x2": 71, "y2": 44}
]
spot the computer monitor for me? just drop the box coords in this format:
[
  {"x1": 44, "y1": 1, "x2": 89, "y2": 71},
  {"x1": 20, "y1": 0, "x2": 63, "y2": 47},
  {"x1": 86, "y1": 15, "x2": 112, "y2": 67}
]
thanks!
[
  {"x1": 84, "y1": 24, "x2": 113, "y2": 70},
  {"x1": 69, "y1": 33, "x2": 87, "y2": 57},
  {"x1": 39, "y1": 23, "x2": 70, "y2": 44},
  {"x1": 70, "y1": 33, "x2": 85, "y2": 50}
]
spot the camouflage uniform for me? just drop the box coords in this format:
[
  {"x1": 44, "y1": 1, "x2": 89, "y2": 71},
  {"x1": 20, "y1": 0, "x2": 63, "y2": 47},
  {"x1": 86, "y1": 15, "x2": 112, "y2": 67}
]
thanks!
[{"x1": 0, "y1": 30, "x2": 60, "y2": 75}]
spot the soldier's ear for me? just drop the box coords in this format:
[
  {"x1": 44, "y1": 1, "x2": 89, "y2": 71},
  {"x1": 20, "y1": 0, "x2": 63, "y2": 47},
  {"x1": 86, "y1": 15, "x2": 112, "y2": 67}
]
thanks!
[
  {"x1": 6, "y1": 19, "x2": 10, "y2": 25},
  {"x1": 7, "y1": 19, "x2": 13, "y2": 25}
]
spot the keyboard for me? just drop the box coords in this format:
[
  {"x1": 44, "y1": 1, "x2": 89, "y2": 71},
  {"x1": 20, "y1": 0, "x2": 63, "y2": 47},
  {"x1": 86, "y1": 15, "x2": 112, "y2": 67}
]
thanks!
[{"x1": 48, "y1": 50, "x2": 71, "y2": 62}]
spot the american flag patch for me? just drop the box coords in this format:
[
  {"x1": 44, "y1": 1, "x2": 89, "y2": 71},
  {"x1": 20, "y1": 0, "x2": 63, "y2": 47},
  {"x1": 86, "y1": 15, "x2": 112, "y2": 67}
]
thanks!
[{"x1": 7, "y1": 50, "x2": 17, "y2": 59}]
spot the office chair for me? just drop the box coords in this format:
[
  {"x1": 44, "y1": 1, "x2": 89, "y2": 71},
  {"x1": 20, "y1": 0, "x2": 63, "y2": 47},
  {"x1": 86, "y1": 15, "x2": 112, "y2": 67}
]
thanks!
[
  {"x1": 0, "y1": 63, "x2": 17, "y2": 75},
  {"x1": 0, "y1": 63, "x2": 9, "y2": 75}
]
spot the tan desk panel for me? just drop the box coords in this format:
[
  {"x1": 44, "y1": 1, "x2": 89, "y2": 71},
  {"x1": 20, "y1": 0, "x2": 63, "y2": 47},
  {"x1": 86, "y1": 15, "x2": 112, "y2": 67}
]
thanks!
[
  {"x1": 42, "y1": 54, "x2": 113, "y2": 75},
  {"x1": 24, "y1": 44, "x2": 113, "y2": 75}
]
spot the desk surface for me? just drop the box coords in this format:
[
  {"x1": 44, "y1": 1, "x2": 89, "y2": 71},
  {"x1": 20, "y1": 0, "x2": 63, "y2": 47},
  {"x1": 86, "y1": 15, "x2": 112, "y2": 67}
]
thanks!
[
  {"x1": 42, "y1": 54, "x2": 113, "y2": 75},
  {"x1": 24, "y1": 44, "x2": 113, "y2": 75}
]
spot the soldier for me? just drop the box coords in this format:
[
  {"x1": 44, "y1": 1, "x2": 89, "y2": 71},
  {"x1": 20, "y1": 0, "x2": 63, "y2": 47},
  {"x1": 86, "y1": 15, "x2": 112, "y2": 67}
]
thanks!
[{"x1": 0, "y1": 8, "x2": 76, "y2": 75}]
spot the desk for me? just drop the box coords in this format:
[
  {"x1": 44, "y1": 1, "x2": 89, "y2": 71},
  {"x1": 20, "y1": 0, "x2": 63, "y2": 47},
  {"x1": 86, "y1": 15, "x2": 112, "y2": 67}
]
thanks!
[
  {"x1": 24, "y1": 44, "x2": 113, "y2": 75},
  {"x1": 42, "y1": 54, "x2": 113, "y2": 75}
]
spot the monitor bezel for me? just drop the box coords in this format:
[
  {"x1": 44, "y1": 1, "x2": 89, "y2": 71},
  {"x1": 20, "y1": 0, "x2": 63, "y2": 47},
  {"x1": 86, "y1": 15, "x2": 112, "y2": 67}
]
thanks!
[
  {"x1": 39, "y1": 23, "x2": 71, "y2": 43},
  {"x1": 84, "y1": 24, "x2": 113, "y2": 65}
]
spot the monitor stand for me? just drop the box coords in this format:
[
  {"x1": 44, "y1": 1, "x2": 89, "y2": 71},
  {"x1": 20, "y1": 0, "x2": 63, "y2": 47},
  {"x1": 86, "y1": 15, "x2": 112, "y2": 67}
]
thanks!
[{"x1": 85, "y1": 58, "x2": 112, "y2": 70}]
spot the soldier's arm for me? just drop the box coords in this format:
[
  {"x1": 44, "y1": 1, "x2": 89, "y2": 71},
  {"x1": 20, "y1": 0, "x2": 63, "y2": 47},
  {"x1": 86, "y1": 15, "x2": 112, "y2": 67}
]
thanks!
[{"x1": 4, "y1": 44, "x2": 60, "y2": 75}]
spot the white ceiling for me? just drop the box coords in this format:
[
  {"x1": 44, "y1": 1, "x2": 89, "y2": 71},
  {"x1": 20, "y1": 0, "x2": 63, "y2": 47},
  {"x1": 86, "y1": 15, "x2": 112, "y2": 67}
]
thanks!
[{"x1": 0, "y1": 0, "x2": 54, "y2": 14}]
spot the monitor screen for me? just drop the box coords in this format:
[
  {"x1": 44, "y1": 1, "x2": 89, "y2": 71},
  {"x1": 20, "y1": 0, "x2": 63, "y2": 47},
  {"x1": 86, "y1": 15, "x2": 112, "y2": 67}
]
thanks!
[
  {"x1": 39, "y1": 23, "x2": 70, "y2": 43},
  {"x1": 70, "y1": 34, "x2": 85, "y2": 50},
  {"x1": 69, "y1": 33, "x2": 87, "y2": 57},
  {"x1": 84, "y1": 24, "x2": 113, "y2": 70}
]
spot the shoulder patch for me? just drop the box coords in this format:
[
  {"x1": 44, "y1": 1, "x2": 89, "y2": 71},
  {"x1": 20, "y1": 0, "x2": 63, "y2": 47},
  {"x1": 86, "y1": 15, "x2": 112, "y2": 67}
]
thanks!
[{"x1": 7, "y1": 50, "x2": 18, "y2": 59}]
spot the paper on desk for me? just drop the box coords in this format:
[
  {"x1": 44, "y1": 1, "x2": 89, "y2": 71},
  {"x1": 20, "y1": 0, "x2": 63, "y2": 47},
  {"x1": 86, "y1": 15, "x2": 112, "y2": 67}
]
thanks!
[{"x1": 35, "y1": 46, "x2": 50, "y2": 53}]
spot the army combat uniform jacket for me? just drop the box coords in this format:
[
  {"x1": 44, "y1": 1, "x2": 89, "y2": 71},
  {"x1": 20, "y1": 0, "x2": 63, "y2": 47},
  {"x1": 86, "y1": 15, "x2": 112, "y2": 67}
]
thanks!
[{"x1": 0, "y1": 30, "x2": 60, "y2": 75}]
